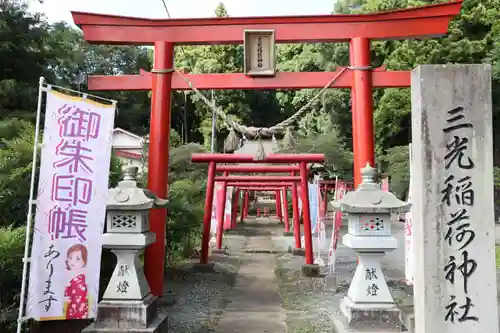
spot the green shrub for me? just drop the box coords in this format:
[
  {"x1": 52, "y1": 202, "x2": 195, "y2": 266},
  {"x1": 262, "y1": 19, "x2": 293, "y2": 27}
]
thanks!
[
  {"x1": 379, "y1": 145, "x2": 409, "y2": 200},
  {"x1": 136, "y1": 142, "x2": 208, "y2": 265},
  {"x1": 279, "y1": 125, "x2": 353, "y2": 181},
  {"x1": 381, "y1": 148, "x2": 500, "y2": 204},
  {"x1": 0, "y1": 227, "x2": 25, "y2": 330},
  {"x1": 166, "y1": 179, "x2": 206, "y2": 264},
  {"x1": 0, "y1": 120, "x2": 36, "y2": 228}
]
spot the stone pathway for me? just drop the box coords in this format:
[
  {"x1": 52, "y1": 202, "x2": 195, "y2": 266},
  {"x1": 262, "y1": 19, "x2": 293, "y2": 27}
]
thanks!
[{"x1": 216, "y1": 230, "x2": 287, "y2": 333}]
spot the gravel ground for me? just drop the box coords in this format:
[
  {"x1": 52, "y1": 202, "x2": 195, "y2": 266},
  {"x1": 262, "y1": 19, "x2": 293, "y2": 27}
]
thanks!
[
  {"x1": 160, "y1": 235, "x2": 248, "y2": 333},
  {"x1": 159, "y1": 219, "x2": 500, "y2": 333},
  {"x1": 271, "y1": 220, "x2": 414, "y2": 333},
  {"x1": 273, "y1": 245, "x2": 354, "y2": 333}
]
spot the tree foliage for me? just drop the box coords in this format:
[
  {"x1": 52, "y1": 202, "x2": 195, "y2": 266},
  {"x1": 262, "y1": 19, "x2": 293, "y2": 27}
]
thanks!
[{"x1": 0, "y1": 119, "x2": 36, "y2": 228}]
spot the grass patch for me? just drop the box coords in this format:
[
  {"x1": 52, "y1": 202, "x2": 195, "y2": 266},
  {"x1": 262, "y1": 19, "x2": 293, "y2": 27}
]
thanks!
[
  {"x1": 274, "y1": 255, "x2": 318, "y2": 311},
  {"x1": 286, "y1": 317, "x2": 321, "y2": 333},
  {"x1": 496, "y1": 245, "x2": 500, "y2": 268}
]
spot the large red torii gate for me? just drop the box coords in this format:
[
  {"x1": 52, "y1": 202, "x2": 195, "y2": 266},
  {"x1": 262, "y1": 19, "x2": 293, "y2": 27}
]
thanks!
[{"x1": 71, "y1": 1, "x2": 462, "y2": 296}]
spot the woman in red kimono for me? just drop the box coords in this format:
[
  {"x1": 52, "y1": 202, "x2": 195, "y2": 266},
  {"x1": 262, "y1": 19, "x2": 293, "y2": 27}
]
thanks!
[{"x1": 64, "y1": 243, "x2": 89, "y2": 319}]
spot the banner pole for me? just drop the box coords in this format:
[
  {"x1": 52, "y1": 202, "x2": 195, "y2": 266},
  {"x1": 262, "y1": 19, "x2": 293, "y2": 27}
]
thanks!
[{"x1": 17, "y1": 77, "x2": 46, "y2": 333}]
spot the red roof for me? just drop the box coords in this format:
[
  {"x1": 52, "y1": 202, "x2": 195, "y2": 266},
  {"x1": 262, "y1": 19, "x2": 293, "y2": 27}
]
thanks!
[{"x1": 114, "y1": 150, "x2": 142, "y2": 160}]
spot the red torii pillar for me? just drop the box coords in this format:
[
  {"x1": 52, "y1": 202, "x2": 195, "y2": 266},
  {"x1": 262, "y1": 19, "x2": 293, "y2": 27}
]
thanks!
[
  {"x1": 72, "y1": 1, "x2": 462, "y2": 294},
  {"x1": 143, "y1": 41, "x2": 174, "y2": 295}
]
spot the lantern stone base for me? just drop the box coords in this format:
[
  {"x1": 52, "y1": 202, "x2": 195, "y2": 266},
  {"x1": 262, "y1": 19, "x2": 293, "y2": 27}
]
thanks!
[
  {"x1": 83, "y1": 294, "x2": 168, "y2": 333},
  {"x1": 83, "y1": 314, "x2": 168, "y2": 333},
  {"x1": 323, "y1": 275, "x2": 339, "y2": 291},
  {"x1": 301, "y1": 264, "x2": 320, "y2": 277},
  {"x1": 192, "y1": 262, "x2": 216, "y2": 273},
  {"x1": 291, "y1": 248, "x2": 305, "y2": 256},
  {"x1": 331, "y1": 297, "x2": 404, "y2": 332},
  {"x1": 211, "y1": 248, "x2": 227, "y2": 254}
]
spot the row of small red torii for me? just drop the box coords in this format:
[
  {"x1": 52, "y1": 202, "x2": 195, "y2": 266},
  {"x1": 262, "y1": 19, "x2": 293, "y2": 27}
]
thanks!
[
  {"x1": 70, "y1": 1, "x2": 462, "y2": 296},
  {"x1": 191, "y1": 153, "x2": 326, "y2": 266},
  {"x1": 209, "y1": 164, "x2": 354, "y2": 256}
]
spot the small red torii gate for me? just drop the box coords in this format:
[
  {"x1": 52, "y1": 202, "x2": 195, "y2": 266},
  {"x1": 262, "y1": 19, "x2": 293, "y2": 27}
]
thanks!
[
  {"x1": 217, "y1": 164, "x2": 308, "y2": 227},
  {"x1": 71, "y1": 1, "x2": 462, "y2": 296},
  {"x1": 210, "y1": 176, "x2": 294, "y2": 251},
  {"x1": 191, "y1": 153, "x2": 325, "y2": 269},
  {"x1": 215, "y1": 164, "x2": 304, "y2": 232},
  {"x1": 223, "y1": 184, "x2": 289, "y2": 233},
  {"x1": 237, "y1": 188, "x2": 288, "y2": 221}
]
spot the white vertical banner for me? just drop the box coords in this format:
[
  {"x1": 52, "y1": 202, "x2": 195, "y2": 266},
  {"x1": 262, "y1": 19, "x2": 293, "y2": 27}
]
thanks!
[
  {"x1": 26, "y1": 91, "x2": 115, "y2": 320},
  {"x1": 405, "y1": 143, "x2": 414, "y2": 285},
  {"x1": 314, "y1": 176, "x2": 326, "y2": 267},
  {"x1": 316, "y1": 177, "x2": 326, "y2": 251},
  {"x1": 223, "y1": 186, "x2": 233, "y2": 229},
  {"x1": 210, "y1": 182, "x2": 223, "y2": 241},
  {"x1": 282, "y1": 188, "x2": 287, "y2": 221}
]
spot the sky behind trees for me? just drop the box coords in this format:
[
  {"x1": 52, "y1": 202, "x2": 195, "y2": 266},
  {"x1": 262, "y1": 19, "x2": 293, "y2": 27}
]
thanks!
[{"x1": 28, "y1": 0, "x2": 335, "y2": 25}]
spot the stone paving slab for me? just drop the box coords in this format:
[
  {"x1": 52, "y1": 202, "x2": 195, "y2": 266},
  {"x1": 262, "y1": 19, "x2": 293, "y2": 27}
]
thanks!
[{"x1": 215, "y1": 232, "x2": 287, "y2": 333}]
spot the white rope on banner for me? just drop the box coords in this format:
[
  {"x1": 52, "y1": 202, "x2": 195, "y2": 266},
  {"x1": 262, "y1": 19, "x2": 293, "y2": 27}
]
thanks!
[{"x1": 16, "y1": 77, "x2": 117, "y2": 333}]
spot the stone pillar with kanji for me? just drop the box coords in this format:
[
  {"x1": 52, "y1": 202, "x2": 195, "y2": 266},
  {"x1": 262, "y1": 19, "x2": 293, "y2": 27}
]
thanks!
[
  {"x1": 83, "y1": 165, "x2": 168, "y2": 333},
  {"x1": 330, "y1": 164, "x2": 411, "y2": 332}
]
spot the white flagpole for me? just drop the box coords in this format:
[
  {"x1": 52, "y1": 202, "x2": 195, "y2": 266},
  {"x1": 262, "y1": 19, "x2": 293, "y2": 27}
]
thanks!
[{"x1": 17, "y1": 77, "x2": 46, "y2": 333}]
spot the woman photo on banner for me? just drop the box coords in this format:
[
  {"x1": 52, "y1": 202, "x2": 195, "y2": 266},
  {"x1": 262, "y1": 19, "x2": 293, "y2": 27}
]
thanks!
[{"x1": 64, "y1": 243, "x2": 89, "y2": 319}]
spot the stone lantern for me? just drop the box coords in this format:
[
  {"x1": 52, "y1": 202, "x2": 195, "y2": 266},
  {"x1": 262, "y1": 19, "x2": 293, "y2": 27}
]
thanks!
[
  {"x1": 84, "y1": 165, "x2": 168, "y2": 333},
  {"x1": 330, "y1": 164, "x2": 411, "y2": 332}
]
